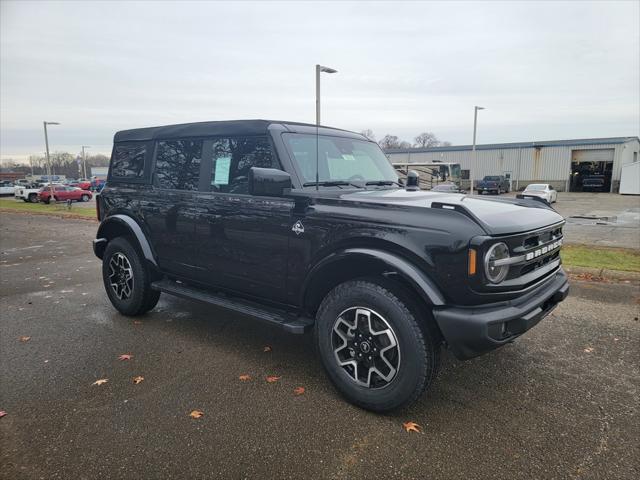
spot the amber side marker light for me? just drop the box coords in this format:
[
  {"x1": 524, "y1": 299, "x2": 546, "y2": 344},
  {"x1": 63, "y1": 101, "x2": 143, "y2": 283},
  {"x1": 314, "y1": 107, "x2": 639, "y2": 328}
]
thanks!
[{"x1": 468, "y1": 249, "x2": 477, "y2": 275}]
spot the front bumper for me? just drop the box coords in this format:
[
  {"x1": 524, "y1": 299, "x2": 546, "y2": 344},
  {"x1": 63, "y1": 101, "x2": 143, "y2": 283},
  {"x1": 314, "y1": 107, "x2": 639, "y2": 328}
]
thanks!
[{"x1": 432, "y1": 268, "x2": 569, "y2": 360}]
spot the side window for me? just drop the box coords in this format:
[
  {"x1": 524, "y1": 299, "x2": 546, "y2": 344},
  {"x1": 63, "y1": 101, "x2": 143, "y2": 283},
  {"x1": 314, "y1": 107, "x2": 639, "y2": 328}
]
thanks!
[
  {"x1": 112, "y1": 144, "x2": 146, "y2": 179},
  {"x1": 209, "y1": 136, "x2": 276, "y2": 194},
  {"x1": 155, "y1": 139, "x2": 203, "y2": 190}
]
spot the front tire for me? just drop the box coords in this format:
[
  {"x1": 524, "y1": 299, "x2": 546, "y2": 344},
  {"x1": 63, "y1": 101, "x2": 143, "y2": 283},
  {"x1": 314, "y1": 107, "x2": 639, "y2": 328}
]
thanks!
[
  {"x1": 81, "y1": 194, "x2": 89, "y2": 202},
  {"x1": 315, "y1": 279, "x2": 440, "y2": 412},
  {"x1": 102, "y1": 237, "x2": 160, "y2": 316},
  {"x1": 28, "y1": 193, "x2": 38, "y2": 203}
]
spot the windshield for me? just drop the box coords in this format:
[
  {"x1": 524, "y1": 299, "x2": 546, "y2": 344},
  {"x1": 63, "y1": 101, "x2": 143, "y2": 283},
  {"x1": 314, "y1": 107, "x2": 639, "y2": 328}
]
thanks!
[
  {"x1": 484, "y1": 176, "x2": 501, "y2": 181},
  {"x1": 525, "y1": 184, "x2": 547, "y2": 190},
  {"x1": 283, "y1": 134, "x2": 398, "y2": 186}
]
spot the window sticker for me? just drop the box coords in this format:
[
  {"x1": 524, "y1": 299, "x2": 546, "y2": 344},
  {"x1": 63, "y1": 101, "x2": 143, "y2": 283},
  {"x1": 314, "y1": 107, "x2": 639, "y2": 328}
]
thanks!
[
  {"x1": 213, "y1": 156, "x2": 231, "y2": 185},
  {"x1": 342, "y1": 154, "x2": 356, "y2": 161}
]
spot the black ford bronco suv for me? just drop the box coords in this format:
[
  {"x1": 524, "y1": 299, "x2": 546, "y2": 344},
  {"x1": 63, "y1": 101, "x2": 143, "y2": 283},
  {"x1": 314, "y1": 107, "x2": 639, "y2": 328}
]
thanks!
[{"x1": 94, "y1": 120, "x2": 569, "y2": 412}]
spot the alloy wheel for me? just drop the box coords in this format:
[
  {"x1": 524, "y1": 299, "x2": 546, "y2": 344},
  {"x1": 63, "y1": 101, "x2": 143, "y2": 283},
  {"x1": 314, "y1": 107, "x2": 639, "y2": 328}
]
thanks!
[
  {"x1": 332, "y1": 307, "x2": 400, "y2": 388},
  {"x1": 108, "y1": 252, "x2": 134, "y2": 300}
]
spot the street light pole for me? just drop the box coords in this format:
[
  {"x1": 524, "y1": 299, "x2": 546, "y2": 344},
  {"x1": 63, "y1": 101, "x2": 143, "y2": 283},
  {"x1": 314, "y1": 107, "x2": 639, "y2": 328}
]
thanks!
[
  {"x1": 81, "y1": 145, "x2": 91, "y2": 179},
  {"x1": 43, "y1": 121, "x2": 60, "y2": 201},
  {"x1": 470, "y1": 106, "x2": 485, "y2": 195},
  {"x1": 315, "y1": 64, "x2": 337, "y2": 125}
]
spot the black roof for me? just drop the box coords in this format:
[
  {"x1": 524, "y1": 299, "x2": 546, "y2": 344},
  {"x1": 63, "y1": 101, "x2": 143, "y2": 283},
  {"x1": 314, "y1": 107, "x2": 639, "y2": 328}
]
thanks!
[{"x1": 113, "y1": 119, "x2": 364, "y2": 143}]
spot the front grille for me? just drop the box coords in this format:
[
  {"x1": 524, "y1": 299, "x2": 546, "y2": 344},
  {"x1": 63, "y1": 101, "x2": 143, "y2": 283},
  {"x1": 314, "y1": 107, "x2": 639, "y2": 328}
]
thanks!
[
  {"x1": 522, "y1": 227, "x2": 562, "y2": 250},
  {"x1": 486, "y1": 223, "x2": 564, "y2": 291}
]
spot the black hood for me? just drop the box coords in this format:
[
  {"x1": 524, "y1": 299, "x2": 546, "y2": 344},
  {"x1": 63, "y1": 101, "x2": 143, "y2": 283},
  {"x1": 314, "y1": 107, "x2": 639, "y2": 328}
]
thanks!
[{"x1": 334, "y1": 189, "x2": 564, "y2": 235}]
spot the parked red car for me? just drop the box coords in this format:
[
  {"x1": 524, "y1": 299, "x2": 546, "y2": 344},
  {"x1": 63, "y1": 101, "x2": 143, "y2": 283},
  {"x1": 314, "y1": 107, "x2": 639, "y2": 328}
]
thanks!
[{"x1": 39, "y1": 185, "x2": 92, "y2": 204}]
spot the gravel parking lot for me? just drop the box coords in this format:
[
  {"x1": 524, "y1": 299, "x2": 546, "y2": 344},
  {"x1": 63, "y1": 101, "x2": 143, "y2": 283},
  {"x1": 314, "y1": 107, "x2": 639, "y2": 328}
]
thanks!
[
  {"x1": 1, "y1": 213, "x2": 639, "y2": 480},
  {"x1": 504, "y1": 192, "x2": 640, "y2": 249}
]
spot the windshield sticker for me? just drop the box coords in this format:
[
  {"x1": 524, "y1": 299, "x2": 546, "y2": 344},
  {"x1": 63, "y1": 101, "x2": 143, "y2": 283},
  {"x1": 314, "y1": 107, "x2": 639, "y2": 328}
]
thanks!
[{"x1": 342, "y1": 154, "x2": 356, "y2": 161}]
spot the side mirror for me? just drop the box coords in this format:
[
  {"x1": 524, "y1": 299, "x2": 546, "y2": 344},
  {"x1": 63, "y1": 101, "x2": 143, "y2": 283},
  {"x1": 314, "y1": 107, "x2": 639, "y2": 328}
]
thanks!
[
  {"x1": 249, "y1": 167, "x2": 292, "y2": 197},
  {"x1": 405, "y1": 170, "x2": 420, "y2": 191}
]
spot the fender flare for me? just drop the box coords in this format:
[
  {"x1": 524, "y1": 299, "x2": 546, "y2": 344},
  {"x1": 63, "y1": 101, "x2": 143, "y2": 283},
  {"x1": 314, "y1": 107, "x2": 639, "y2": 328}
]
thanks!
[
  {"x1": 302, "y1": 247, "x2": 445, "y2": 309},
  {"x1": 95, "y1": 214, "x2": 157, "y2": 267}
]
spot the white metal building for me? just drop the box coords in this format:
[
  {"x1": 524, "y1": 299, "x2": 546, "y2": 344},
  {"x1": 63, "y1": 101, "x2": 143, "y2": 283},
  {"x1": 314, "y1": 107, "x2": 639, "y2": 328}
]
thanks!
[{"x1": 385, "y1": 136, "x2": 640, "y2": 193}]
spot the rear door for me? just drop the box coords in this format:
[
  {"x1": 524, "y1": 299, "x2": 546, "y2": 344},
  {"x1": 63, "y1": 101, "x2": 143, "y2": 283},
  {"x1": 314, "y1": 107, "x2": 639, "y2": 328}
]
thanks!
[{"x1": 142, "y1": 139, "x2": 204, "y2": 277}]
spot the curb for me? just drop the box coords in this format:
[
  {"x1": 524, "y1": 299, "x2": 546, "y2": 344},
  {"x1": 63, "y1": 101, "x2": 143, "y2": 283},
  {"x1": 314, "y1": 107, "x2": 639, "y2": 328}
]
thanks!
[{"x1": 563, "y1": 265, "x2": 640, "y2": 282}]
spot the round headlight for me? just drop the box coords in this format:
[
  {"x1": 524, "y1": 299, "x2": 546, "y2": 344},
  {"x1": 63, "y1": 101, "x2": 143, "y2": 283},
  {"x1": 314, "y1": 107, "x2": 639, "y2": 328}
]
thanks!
[{"x1": 485, "y1": 242, "x2": 510, "y2": 283}]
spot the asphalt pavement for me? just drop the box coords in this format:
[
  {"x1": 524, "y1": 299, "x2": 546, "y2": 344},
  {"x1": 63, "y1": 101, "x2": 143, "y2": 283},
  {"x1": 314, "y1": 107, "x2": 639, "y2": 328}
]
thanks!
[{"x1": 1, "y1": 213, "x2": 639, "y2": 479}]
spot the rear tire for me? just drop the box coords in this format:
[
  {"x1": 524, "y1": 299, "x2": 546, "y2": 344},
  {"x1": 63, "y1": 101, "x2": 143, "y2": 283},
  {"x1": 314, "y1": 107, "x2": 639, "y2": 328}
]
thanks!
[
  {"x1": 102, "y1": 237, "x2": 160, "y2": 316},
  {"x1": 315, "y1": 279, "x2": 440, "y2": 412}
]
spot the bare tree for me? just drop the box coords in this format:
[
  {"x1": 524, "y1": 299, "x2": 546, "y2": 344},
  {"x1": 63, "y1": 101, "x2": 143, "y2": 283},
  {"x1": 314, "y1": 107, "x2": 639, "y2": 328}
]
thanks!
[
  {"x1": 398, "y1": 141, "x2": 412, "y2": 149},
  {"x1": 378, "y1": 135, "x2": 401, "y2": 150},
  {"x1": 413, "y1": 132, "x2": 453, "y2": 148},
  {"x1": 359, "y1": 129, "x2": 375, "y2": 141},
  {"x1": 414, "y1": 132, "x2": 440, "y2": 148},
  {"x1": 87, "y1": 154, "x2": 110, "y2": 167}
]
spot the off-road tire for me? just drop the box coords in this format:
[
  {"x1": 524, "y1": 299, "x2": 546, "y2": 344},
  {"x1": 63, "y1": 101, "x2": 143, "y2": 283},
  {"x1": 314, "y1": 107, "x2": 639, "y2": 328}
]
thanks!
[
  {"x1": 102, "y1": 237, "x2": 160, "y2": 316},
  {"x1": 315, "y1": 279, "x2": 440, "y2": 412}
]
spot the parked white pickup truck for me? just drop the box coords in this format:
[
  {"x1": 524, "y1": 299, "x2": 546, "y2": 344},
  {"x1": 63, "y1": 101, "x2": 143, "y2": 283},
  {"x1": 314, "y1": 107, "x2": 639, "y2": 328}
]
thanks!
[{"x1": 14, "y1": 185, "x2": 42, "y2": 203}]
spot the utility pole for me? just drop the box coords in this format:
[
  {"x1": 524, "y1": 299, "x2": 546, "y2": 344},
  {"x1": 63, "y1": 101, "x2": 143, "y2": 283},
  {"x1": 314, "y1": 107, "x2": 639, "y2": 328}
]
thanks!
[
  {"x1": 43, "y1": 121, "x2": 60, "y2": 201},
  {"x1": 315, "y1": 64, "x2": 338, "y2": 125},
  {"x1": 81, "y1": 145, "x2": 91, "y2": 179},
  {"x1": 470, "y1": 106, "x2": 485, "y2": 195}
]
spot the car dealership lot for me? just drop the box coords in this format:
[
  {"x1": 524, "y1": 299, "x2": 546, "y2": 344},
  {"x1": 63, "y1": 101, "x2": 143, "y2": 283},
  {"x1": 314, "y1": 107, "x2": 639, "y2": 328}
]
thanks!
[
  {"x1": 1, "y1": 213, "x2": 639, "y2": 480},
  {"x1": 503, "y1": 192, "x2": 640, "y2": 249}
]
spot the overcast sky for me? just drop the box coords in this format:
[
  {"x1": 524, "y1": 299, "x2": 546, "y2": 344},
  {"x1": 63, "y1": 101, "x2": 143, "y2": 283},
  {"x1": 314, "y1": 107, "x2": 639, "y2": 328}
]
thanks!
[{"x1": 1, "y1": 0, "x2": 638, "y2": 161}]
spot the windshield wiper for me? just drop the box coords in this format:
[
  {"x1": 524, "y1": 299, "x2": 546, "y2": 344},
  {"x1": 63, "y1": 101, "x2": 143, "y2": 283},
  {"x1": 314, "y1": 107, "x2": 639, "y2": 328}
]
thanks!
[
  {"x1": 303, "y1": 181, "x2": 364, "y2": 188},
  {"x1": 365, "y1": 180, "x2": 403, "y2": 187}
]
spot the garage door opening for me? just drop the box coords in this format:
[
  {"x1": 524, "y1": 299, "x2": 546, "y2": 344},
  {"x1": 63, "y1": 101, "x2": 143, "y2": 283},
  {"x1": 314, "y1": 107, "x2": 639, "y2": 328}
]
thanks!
[{"x1": 569, "y1": 149, "x2": 614, "y2": 192}]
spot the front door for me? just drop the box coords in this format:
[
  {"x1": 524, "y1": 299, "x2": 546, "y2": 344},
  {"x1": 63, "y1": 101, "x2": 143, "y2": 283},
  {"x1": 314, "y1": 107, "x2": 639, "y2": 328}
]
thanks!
[
  {"x1": 194, "y1": 193, "x2": 293, "y2": 302},
  {"x1": 191, "y1": 136, "x2": 293, "y2": 303}
]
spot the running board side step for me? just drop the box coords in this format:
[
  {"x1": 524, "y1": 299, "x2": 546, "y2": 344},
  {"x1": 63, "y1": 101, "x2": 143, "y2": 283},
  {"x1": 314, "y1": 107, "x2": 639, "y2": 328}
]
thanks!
[{"x1": 150, "y1": 279, "x2": 314, "y2": 334}]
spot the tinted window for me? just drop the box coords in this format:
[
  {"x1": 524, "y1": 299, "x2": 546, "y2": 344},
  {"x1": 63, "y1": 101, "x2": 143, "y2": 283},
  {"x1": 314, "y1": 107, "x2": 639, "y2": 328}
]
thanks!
[
  {"x1": 112, "y1": 144, "x2": 146, "y2": 178},
  {"x1": 155, "y1": 139, "x2": 203, "y2": 190},
  {"x1": 210, "y1": 136, "x2": 276, "y2": 194}
]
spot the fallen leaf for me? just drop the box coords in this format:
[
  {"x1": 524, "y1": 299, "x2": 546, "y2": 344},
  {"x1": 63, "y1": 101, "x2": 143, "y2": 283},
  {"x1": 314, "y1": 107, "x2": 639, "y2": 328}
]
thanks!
[
  {"x1": 238, "y1": 374, "x2": 251, "y2": 381},
  {"x1": 133, "y1": 376, "x2": 144, "y2": 384},
  {"x1": 293, "y1": 386, "x2": 305, "y2": 396},
  {"x1": 0, "y1": 411, "x2": 6, "y2": 418},
  {"x1": 402, "y1": 421, "x2": 422, "y2": 433},
  {"x1": 118, "y1": 354, "x2": 133, "y2": 361},
  {"x1": 19, "y1": 336, "x2": 31, "y2": 343},
  {"x1": 263, "y1": 345, "x2": 272, "y2": 352},
  {"x1": 92, "y1": 379, "x2": 108, "y2": 386},
  {"x1": 583, "y1": 347, "x2": 594, "y2": 353},
  {"x1": 266, "y1": 375, "x2": 281, "y2": 383},
  {"x1": 189, "y1": 410, "x2": 204, "y2": 419}
]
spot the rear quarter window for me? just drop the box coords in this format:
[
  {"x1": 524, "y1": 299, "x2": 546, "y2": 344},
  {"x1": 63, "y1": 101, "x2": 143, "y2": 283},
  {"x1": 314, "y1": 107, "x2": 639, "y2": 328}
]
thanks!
[{"x1": 110, "y1": 143, "x2": 149, "y2": 181}]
